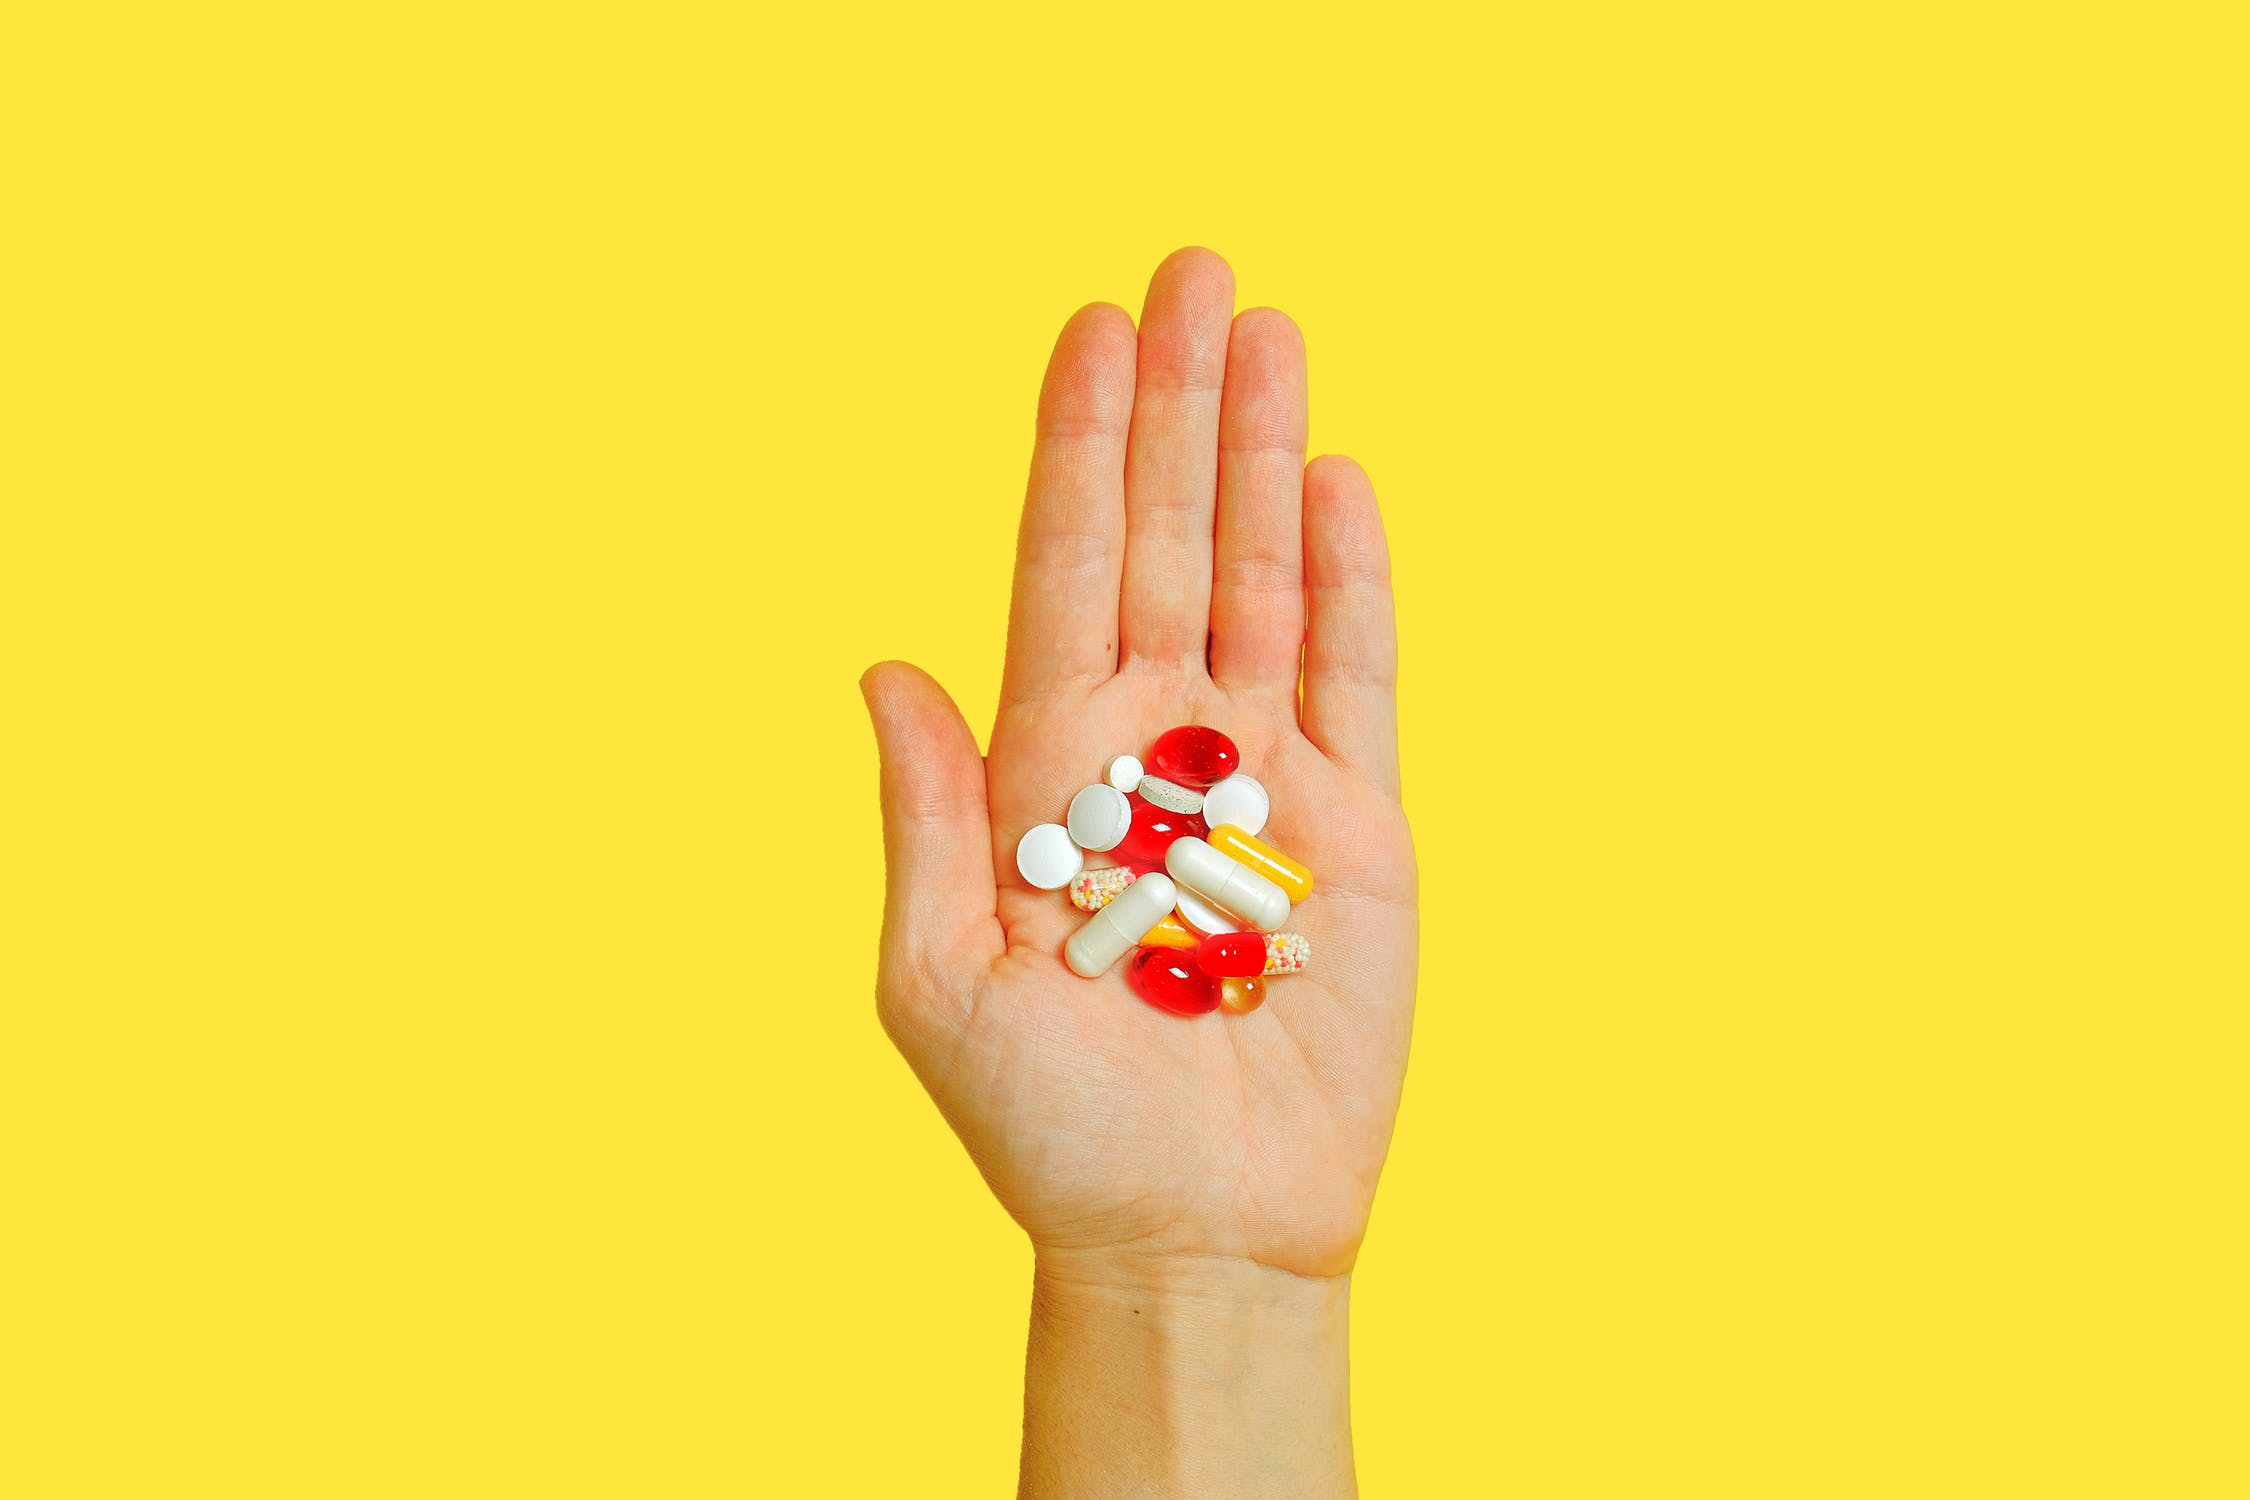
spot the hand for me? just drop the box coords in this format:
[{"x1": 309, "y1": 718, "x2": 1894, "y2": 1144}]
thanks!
[
  {"x1": 861, "y1": 248, "x2": 1416, "y2": 1287},
  {"x1": 863, "y1": 247, "x2": 1412, "y2": 1495}
]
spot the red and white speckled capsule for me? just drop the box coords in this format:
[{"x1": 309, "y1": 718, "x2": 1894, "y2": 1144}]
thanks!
[
  {"x1": 1069, "y1": 865, "x2": 1137, "y2": 912},
  {"x1": 1261, "y1": 932, "x2": 1310, "y2": 975},
  {"x1": 1195, "y1": 931, "x2": 1268, "y2": 977}
]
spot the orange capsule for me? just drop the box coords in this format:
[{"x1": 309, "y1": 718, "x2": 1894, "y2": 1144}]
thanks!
[
  {"x1": 1219, "y1": 975, "x2": 1268, "y2": 1014},
  {"x1": 1140, "y1": 911, "x2": 1201, "y2": 950},
  {"x1": 1205, "y1": 824, "x2": 1314, "y2": 903}
]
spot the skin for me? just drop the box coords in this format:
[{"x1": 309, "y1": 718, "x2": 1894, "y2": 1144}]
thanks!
[{"x1": 860, "y1": 247, "x2": 1416, "y2": 1498}]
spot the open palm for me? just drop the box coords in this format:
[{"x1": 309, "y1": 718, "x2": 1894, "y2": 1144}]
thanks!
[{"x1": 862, "y1": 249, "x2": 1416, "y2": 1282}]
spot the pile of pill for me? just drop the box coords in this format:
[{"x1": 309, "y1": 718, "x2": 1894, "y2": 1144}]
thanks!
[{"x1": 1013, "y1": 725, "x2": 1313, "y2": 1017}]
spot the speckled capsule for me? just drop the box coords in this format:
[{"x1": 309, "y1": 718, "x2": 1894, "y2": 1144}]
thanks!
[
  {"x1": 1195, "y1": 931, "x2": 1269, "y2": 978},
  {"x1": 1261, "y1": 932, "x2": 1310, "y2": 976},
  {"x1": 1069, "y1": 865, "x2": 1137, "y2": 912}
]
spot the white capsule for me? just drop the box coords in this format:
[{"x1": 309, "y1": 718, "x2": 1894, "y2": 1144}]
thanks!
[
  {"x1": 1199, "y1": 774, "x2": 1269, "y2": 838},
  {"x1": 1164, "y1": 836, "x2": 1289, "y2": 931},
  {"x1": 1135, "y1": 774, "x2": 1205, "y2": 815},
  {"x1": 1066, "y1": 783, "x2": 1132, "y2": 852},
  {"x1": 1172, "y1": 886, "x2": 1240, "y2": 935},
  {"x1": 1103, "y1": 754, "x2": 1144, "y2": 793},
  {"x1": 1016, "y1": 823, "x2": 1084, "y2": 890},
  {"x1": 1066, "y1": 872, "x2": 1177, "y2": 978}
]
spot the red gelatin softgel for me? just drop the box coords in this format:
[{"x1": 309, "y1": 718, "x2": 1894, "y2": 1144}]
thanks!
[
  {"x1": 1147, "y1": 725, "x2": 1239, "y2": 790},
  {"x1": 1195, "y1": 931, "x2": 1267, "y2": 978},
  {"x1": 1114, "y1": 791, "x2": 1208, "y2": 873},
  {"x1": 1128, "y1": 945, "x2": 1222, "y2": 1015}
]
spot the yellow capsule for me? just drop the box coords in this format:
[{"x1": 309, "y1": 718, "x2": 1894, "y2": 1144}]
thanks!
[
  {"x1": 1140, "y1": 911, "x2": 1200, "y2": 950},
  {"x1": 1205, "y1": 824, "x2": 1314, "y2": 903},
  {"x1": 1219, "y1": 975, "x2": 1268, "y2": 1014}
]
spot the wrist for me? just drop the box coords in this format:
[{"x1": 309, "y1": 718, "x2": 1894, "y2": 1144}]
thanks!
[
  {"x1": 1021, "y1": 1247, "x2": 1355, "y2": 1499},
  {"x1": 1033, "y1": 1243, "x2": 1352, "y2": 1325}
]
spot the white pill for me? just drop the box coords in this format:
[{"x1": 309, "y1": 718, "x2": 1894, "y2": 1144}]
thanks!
[
  {"x1": 1135, "y1": 774, "x2": 1205, "y2": 815},
  {"x1": 1066, "y1": 784, "x2": 1132, "y2": 852},
  {"x1": 1199, "y1": 774, "x2": 1269, "y2": 838},
  {"x1": 1066, "y1": 872, "x2": 1177, "y2": 978},
  {"x1": 1165, "y1": 835, "x2": 1289, "y2": 931},
  {"x1": 1016, "y1": 823, "x2": 1084, "y2": 890},
  {"x1": 1172, "y1": 887, "x2": 1240, "y2": 935},
  {"x1": 1104, "y1": 754, "x2": 1144, "y2": 793}
]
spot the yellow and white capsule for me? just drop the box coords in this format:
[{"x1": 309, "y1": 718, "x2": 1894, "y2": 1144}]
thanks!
[{"x1": 1206, "y1": 824, "x2": 1313, "y2": 903}]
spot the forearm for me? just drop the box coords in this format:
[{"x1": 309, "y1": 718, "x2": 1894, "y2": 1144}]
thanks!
[{"x1": 1019, "y1": 1248, "x2": 1355, "y2": 1499}]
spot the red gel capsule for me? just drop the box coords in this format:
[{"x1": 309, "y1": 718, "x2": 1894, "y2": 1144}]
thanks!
[
  {"x1": 1147, "y1": 725, "x2": 1239, "y2": 790},
  {"x1": 1128, "y1": 945, "x2": 1222, "y2": 1015},
  {"x1": 1195, "y1": 931, "x2": 1268, "y2": 978},
  {"x1": 1114, "y1": 792, "x2": 1208, "y2": 872}
]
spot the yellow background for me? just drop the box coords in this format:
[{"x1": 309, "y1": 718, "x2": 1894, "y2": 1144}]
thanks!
[{"x1": 5, "y1": 3, "x2": 2244, "y2": 1494}]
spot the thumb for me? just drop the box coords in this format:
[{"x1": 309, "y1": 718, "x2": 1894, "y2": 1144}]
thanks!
[{"x1": 859, "y1": 661, "x2": 1002, "y2": 1005}]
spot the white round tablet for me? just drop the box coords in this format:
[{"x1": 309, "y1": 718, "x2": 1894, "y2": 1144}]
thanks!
[
  {"x1": 1015, "y1": 823, "x2": 1084, "y2": 890},
  {"x1": 1103, "y1": 754, "x2": 1143, "y2": 793},
  {"x1": 1135, "y1": 774, "x2": 1205, "y2": 815},
  {"x1": 1065, "y1": 784, "x2": 1132, "y2": 852},
  {"x1": 1172, "y1": 886, "x2": 1240, "y2": 935},
  {"x1": 1199, "y1": 774, "x2": 1270, "y2": 837}
]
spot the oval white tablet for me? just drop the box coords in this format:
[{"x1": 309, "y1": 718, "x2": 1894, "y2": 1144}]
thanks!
[
  {"x1": 1103, "y1": 754, "x2": 1144, "y2": 793},
  {"x1": 1135, "y1": 774, "x2": 1205, "y2": 815},
  {"x1": 1199, "y1": 774, "x2": 1269, "y2": 838},
  {"x1": 1016, "y1": 823, "x2": 1084, "y2": 890},
  {"x1": 1066, "y1": 784, "x2": 1132, "y2": 852},
  {"x1": 1172, "y1": 886, "x2": 1239, "y2": 935}
]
